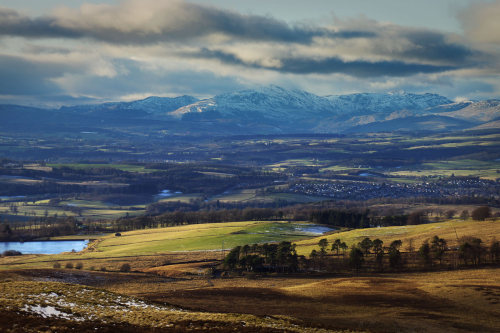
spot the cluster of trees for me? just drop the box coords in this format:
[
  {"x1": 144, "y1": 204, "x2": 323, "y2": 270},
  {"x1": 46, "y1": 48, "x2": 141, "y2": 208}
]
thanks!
[
  {"x1": 310, "y1": 237, "x2": 404, "y2": 271},
  {"x1": 224, "y1": 242, "x2": 298, "y2": 273},
  {"x1": 305, "y1": 235, "x2": 500, "y2": 273},
  {"x1": 309, "y1": 210, "x2": 371, "y2": 228},
  {"x1": 0, "y1": 217, "x2": 80, "y2": 241}
]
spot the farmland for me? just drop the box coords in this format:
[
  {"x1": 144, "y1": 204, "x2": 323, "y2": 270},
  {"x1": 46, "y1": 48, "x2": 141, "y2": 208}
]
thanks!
[
  {"x1": 0, "y1": 217, "x2": 498, "y2": 332},
  {"x1": 295, "y1": 219, "x2": 500, "y2": 255},
  {"x1": 0, "y1": 221, "x2": 330, "y2": 270},
  {"x1": 1, "y1": 130, "x2": 500, "y2": 332},
  {"x1": 1, "y1": 131, "x2": 499, "y2": 225}
]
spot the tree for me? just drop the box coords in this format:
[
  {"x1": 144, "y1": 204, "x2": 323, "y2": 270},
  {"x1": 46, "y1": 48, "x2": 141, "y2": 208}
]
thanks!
[
  {"x1": 349, "y1": 247, "x2": 364, "y2": 271},
  {"x1": 459, "y1": 237, "x2": 484, "y2": 265},
  {"x1": 460, "y1": 210, "x2": 469, "y2": 220},
  {"x1": 224, "y1": 246, "x2": 241, "y2": 270},
  {"x1": 390, "y1": 240, "x2": 402, "y2": 250},
  {"x1": 430, "y1": 236, "x2": 447, "y2": 265},
  {"x1": 318, "y1": 238, "x2": 329, "y2": 256},
  {"x1": 310, "y1": 249, "x2": 318, "y2": 270},
  {"x1": 359, "y1": 237, "x2": 373, "y2": 255},
  {"x1": 407, "y1": 211, "x2": 425, "y2": 225},
  {"x1": 388, "y1": 240, "x2": 403, "y2": 269},
  {"x1": 372, "y1": 239, "x2": 383, "y2": 254},
  {"x1": 373, "y1": 239, "x2": 384, "y2": 271},
  {"x1": 445, "y1": 210, "x2": 456, "y2": 219},
  {"x1": 331, "y1": 239, "x2": 342, "y2": 256},
  {"x1": 471, "y1": 206, "x2": 491, "y2": 221},
  {"x1": 339, "y1": 242, "x2": 348, "y2": 257},
  {"x1": 490, "y1": 239, "x2": 500, "y2": 263},
  {"x1": 418, "y1": 241, "x2": 432, "y2": 267}
]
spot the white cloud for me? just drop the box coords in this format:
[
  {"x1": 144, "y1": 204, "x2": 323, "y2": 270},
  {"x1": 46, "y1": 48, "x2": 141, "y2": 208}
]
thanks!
[{"x1": 459, "y1": 0, "x2": 500, "y2": 45}]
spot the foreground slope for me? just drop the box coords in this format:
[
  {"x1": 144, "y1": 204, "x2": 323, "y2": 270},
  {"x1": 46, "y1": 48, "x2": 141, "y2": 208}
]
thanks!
[{"x1": 0, "y1": 281, "x2": 339, "y2": 332}]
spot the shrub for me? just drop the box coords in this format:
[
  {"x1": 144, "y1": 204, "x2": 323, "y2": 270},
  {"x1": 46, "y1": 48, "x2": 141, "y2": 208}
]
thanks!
[
  {"x1": 53, "y1": 262, "x2": 61, "y2": 269},
  {"x1": 471, "y1": 206, "x2": 491, "y2": 221},
  {"x1": 115, "y1": 232, "x2": 122, "y2": 237},
  {"x1": 2, "y1": 250, "x2": 22, "y2": 257},
  {"x1": 100, "y1": 266, "x2": 107, "y2": 272},
  {"x1": 75, "y1": 262, "x2": 83, "y2": 270},
  {"x1": 120, "y1": 263, "x2": 131, "y2": 272},
  {"x1": 65, "y1": 262, "x2": 73, "y2": 269}
]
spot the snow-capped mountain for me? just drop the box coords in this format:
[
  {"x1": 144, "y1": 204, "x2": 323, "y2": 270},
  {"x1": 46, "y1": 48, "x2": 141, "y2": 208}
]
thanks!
[
  {"x1": 60, "y1": 95, "x2": 198, "y2": 117},
  {"x1": 166, "y1": 86, "x2": 469, "y2": 132},
  {"x1": 169, "y1": 85, "x2": 335, "y2": 120},
  {"x1": 439, "y1": 100, "x2": 500, "y2": 123},
  {"x1": 2, "y1": 86, "x2": 499, "y2": 135},
  {"x1": 325, "y1": 91, "x2": 452, "y2": 114},
  {"x1": 170, "y1": 87, "x2": 454, "y2": 121}
]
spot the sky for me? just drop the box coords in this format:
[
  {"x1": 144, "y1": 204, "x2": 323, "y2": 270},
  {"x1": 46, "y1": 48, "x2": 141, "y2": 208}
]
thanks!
[{"x1": 0, "y1": 0, "x2": 499, "y2": 106}]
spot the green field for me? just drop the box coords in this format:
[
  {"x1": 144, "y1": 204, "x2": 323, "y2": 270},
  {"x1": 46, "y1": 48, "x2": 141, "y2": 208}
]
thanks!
[
  {"x1": 294, "y1": 219, "x2": 500, "y2": 255},
  {"x1": 388, "y1": 159, "x2": 500, "y2": 180},
  {"x1": 96, "y1": 221, "x2": 320, "y2": 255},
  {"x1": 0, "y1": 199, "x2": 146, "y2": 221},
  {"x1": 0, "y1": 221, "x2": 326, "y2": 269},
  {"x1": 47, "y1": 163, "x2": 157, "y2": 173}
]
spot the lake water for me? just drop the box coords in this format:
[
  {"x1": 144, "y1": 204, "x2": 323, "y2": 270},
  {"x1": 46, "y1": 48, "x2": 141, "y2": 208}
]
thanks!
[
  {"x1": 0, "y1": 240, "x2": 89, "y2": 254},
  {"x1": 294, "y1": 224, "x2": 334, "y2": 235},
  {"x1": 157, "y1": 189, "x2": 182, "y2": 198}
]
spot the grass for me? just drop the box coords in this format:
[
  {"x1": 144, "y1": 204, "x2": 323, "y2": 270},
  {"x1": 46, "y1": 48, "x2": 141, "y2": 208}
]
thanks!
[
  {"x1": 388, "y1": 159, "x2": 500, "y2": 180},
  {"x1": 0, "y1": 221, "x2": 323, "y2": 270},
  {"x1": 0, "y1": 281, "x2": 333, "y2": 332},
  {"x1": 47, "y1": 163, "x2": 158, "y2": 173},
  {"x1": 0, "y1": 199, "x2": 146, "y2": 221},
  {"x1": 295, "y1": 218, "x2": 500, "y2": 255},
  {"x1": 95, "y1": 221, "x2": 317, "y2": 255},
  {"x1": 112, "y1": 267, "x2": 500, "y2": 333}
]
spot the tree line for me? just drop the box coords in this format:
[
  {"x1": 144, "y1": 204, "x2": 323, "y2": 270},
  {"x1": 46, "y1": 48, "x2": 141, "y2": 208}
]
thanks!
[{"x1": 222, "y1": 235, "x2": 500, "y2": 275}]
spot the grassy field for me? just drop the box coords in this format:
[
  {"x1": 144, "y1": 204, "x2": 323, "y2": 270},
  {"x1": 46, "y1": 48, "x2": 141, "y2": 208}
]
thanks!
[
  {"x1": 0, "y1": 221, "x2": 324, "y2": 270},
  {"x1": 94, "y1": 221, "x2": 321, "y2": 255},
  {"x1": 1, "y1": 267, "x2": 498, "y2": 332},
  {"x1": 47, "y1": 163, "x2": 157, "y2": 173},
  {"x1": 0, "y1": 218, "x2": 499, "y2": 332},
  {"x1": 0, "y1": 198, "x2": 146, "y2": 221},
  {"x1": 0, "y1": 280, "x2": 332, "y2": 333},
  {"x1": 388, "y1": 159, "x2": 500, "y2": 180},
  {"x1": 295, "y1": 218, "x2": 500, "y2": 255}
]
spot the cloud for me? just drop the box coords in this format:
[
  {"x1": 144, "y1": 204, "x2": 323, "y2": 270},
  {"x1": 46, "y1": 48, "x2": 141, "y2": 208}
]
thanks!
[
  {"x1": 189, "y1": 48, "x2": 456, "y2": 77},
  {"x1": 396, "y1": 30, "x2": 475, "y2": 64},
  {"x1": 0, "y1": 7, "x2": 82, "y2": 39},
  {"x1": 0, "y1": 54, "x2": 68, "y2": 95},
  {"x1": 459, "y1": 0, "x2": 500, "y2": 45},
  {"x1": 0, "y1": 0, "x2": 498, "y2": 103},
  {"x1": 0, "y1": 2, "x2": 372, "y2": 45}
]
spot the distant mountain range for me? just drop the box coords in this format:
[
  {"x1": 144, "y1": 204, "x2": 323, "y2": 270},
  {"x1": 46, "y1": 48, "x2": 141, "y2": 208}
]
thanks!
[{"x1": 1, "y1": 86, "x2": 499, "y2": 136}]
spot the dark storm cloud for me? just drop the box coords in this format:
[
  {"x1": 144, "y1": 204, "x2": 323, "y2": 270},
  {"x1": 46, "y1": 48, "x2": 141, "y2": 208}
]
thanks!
[
  {"x1": 0, "y1": 54, "x2": 68, "y2": 95},
  {"x1": 277, "y1": 57, "x2": 455, "y2": 77},
  {"x1": 0, "y1": 5, "x2": 373, "y2": 45},
  {"x1": 190, "y1": 48, "x2": 456, "y2": 77},
  {"x1": 0, "y1": 8, "x2": 83, "y2": 39},
  {"x1": 397, "y1": 30, "x2": 476, "y2": 64}
]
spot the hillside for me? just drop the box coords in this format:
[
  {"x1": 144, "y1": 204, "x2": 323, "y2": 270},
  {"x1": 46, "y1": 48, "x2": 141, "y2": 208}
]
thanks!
[{"x1": 295, "y1": 219, "x2": 500, "y2": 255}]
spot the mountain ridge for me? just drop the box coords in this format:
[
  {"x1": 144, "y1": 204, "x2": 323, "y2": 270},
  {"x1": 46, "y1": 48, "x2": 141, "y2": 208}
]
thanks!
[{"x1": 1, "y1": 86, "x2": 499, "y2": 135}]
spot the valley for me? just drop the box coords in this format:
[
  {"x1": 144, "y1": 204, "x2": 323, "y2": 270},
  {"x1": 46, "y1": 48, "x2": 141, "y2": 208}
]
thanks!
[{"x1": 0, "y1": 87, "x2": 499, "y2": 332}]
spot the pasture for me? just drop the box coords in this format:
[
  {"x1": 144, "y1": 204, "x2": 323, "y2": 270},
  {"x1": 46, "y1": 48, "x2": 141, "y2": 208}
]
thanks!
[
  {"x1": 295, "y1": 218, "x2": 500, "y2": 255},
  {"x1": 0, "y1": 221, "x2": 327, "y2": 270}
]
